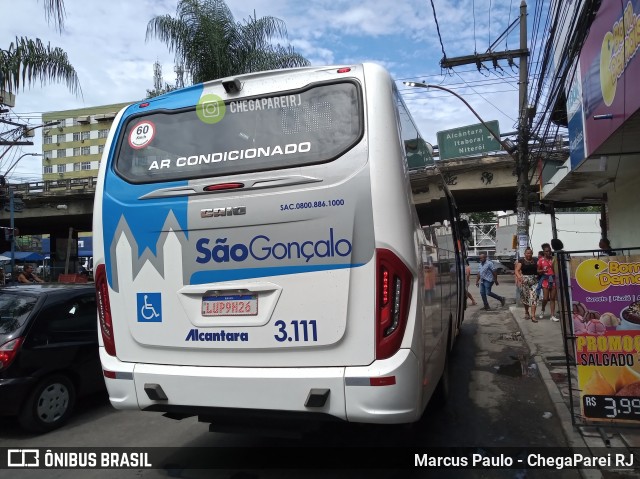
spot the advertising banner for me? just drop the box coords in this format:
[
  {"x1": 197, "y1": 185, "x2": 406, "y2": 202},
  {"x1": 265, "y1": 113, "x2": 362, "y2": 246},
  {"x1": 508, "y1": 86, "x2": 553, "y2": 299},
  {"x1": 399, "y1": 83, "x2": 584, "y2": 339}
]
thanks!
[
  {"x1": 566, "y1": 61, "x2": 586, "y2": 170},
  {"x1": 580, "y1": 0, "x2": 640, "y2": 159},
  {"x1": 571, "y1": 255, "x2": 640, "y2": 423}
]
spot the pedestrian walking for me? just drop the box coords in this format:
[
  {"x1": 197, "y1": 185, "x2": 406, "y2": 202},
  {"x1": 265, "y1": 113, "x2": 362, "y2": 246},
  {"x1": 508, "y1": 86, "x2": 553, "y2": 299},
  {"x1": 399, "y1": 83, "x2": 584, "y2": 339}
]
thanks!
[
  {"x1": 424, "y1": 261, "x2": 436, "y2": 303},
  {"x1": 475, "y1": 253, "x2": 506, "y2": 310},
  {"x1": 538, "y1": 243, "x2": 559, "y2": 321},
  {"x1": 515, "y1": 247, "x2": 539, "y2": 321},
  {"x1": 465, "y1": 259, "x2": 477, "y2": 306}
]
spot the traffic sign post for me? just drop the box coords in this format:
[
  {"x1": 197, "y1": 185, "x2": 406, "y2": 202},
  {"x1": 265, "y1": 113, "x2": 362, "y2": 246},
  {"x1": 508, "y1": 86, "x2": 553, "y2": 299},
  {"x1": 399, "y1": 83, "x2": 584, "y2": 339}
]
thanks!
[{"x1": 437, "y1": 120, "x2": 502, "y2": 160}]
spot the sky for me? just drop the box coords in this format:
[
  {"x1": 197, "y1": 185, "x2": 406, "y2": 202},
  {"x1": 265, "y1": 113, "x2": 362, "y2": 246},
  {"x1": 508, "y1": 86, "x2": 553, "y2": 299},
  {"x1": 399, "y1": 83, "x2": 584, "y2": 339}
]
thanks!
[{"x1": 1, "y1": 0, "x2": 530, "y2": 182}]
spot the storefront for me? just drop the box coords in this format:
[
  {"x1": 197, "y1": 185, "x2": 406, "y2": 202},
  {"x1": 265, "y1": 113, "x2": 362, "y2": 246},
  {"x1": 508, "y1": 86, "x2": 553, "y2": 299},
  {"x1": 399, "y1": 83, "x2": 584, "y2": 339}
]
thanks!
[{"x1": 542, "y1": 0, "x2": 640, "y2": 247}]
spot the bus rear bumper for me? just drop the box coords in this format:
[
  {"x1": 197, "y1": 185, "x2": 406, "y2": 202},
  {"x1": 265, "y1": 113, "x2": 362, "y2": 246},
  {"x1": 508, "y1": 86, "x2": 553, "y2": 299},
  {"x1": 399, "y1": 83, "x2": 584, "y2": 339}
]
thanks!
[
  {"x1": 345, "y1": 348, "x2": 421, "y2": 424},
  {"x1": 100, "y1": 347, "x2": 421, "y2": 424}
]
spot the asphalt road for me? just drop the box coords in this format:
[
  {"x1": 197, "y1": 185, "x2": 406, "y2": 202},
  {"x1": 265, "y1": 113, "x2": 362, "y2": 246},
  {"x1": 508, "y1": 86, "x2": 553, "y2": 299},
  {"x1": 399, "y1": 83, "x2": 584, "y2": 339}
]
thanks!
[{"x1": 0, "y1": 278, "x2": 579, "y2": 479}]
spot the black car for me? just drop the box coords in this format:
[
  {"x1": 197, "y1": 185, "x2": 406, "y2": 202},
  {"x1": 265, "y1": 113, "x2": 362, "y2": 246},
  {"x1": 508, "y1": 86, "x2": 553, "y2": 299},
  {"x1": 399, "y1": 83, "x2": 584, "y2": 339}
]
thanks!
[{"x1": 0, "y1": 284, "x2": 103, "y2": 433}]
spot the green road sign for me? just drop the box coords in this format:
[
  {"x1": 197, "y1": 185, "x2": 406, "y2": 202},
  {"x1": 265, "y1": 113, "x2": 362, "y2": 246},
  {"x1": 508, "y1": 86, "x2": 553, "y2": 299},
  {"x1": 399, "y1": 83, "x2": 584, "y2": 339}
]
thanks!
[
  {"x1": 436, "y1": 120, "x2": 501, "y2": 160},
  {"x1": 406, "y1": 137, "x2": 434, "y2": 170}
]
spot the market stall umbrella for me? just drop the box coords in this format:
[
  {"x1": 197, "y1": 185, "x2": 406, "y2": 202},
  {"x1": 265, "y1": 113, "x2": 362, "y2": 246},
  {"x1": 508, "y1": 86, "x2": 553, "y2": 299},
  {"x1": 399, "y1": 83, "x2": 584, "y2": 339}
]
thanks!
[{"x1": 0, "y1": 251, "x2": 45, "y2": 261}]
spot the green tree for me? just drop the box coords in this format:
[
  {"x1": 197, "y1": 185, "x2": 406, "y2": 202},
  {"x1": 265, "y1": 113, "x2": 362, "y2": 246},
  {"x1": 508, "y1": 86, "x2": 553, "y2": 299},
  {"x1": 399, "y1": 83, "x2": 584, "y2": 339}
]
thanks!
[
  {"x1": 146, "y1": 0, "x2": 310, "y2": 85},
  {"x1": 468, "y1": 212, "x2": 497, "y2": 225},
  {"x1": 467, "y1": 212, "x2": 497, "y2": 239},
  {"x1": 0, "y1": 0, "x2": 80, "y2": 95}
]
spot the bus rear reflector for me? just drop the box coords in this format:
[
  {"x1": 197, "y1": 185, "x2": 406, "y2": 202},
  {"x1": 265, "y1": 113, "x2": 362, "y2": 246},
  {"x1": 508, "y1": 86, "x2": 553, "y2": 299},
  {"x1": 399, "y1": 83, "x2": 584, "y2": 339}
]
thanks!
[
  {"x1": 376, "y1": 249, "x2": 413, "y2": 360},
  {"x1": 95, "y1": 264, "x2": 116, "y2": 356},
  {"x1": 370, "y1": 376, "x2": 396, "y2": 386}
]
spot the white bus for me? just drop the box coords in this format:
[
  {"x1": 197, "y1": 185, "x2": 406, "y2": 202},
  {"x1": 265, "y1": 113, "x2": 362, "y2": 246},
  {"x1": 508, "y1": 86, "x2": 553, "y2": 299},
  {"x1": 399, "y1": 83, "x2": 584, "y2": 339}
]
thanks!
[{"x1": 93, "y1": 63, "x2": 466, "y2": 429}]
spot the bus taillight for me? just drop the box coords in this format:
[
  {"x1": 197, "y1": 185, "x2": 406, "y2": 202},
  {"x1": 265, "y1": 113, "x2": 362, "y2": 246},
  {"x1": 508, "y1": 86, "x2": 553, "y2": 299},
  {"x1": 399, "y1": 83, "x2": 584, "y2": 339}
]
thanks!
[
  {"x1": 376, "y1": 248, "x2": 413, "y2": 360},
  {"x1": 95, "y1": 264, "x2": 116, "y2": 356}
]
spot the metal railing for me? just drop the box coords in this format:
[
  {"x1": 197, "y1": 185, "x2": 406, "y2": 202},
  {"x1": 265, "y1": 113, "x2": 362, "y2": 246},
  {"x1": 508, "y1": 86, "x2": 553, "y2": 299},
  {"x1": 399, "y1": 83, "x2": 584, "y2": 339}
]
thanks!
[
  {"x1": 467, "y1": 222, "x2": 497, "y2": 256},
  {"x1": 0, "y1": 177, "x2": 98, "y2": 196}
]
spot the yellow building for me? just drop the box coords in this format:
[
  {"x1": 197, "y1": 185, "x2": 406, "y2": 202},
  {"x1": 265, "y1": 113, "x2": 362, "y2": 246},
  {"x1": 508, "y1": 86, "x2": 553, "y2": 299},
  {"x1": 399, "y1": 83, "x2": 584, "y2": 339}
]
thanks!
[{"x1": 41, "y1": 102, "x2": 132, "y2": 180}]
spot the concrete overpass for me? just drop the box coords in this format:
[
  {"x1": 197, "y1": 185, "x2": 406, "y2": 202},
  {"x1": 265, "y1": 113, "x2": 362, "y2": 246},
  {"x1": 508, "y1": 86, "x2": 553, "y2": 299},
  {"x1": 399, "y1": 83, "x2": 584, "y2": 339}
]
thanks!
[
  {"x1": 0, "y1": 177, "x2": 95, "y2": 236},
  {"x1": 0, "y1": 177, "x2": 95, "y2": 276},
  {"x1": 0, "y1": 155, "x2": 535, "y2": 237},
  {"x1": 411, "y1": 153, "x2": 535, "y2": 213}
]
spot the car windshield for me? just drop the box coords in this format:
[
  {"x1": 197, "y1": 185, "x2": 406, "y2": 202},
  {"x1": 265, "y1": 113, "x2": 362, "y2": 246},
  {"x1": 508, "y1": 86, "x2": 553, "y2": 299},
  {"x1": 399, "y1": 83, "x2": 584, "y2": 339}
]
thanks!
[{"x1": 0, "y1": 293, "x2": 38, "y2": 335}]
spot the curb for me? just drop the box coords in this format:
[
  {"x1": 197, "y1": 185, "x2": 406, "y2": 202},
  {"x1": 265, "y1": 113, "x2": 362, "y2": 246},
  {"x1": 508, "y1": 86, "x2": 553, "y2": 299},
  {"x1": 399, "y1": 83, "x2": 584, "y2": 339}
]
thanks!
[{"x1": 508, "y1": 306, "x2": 603, "y2": 479}]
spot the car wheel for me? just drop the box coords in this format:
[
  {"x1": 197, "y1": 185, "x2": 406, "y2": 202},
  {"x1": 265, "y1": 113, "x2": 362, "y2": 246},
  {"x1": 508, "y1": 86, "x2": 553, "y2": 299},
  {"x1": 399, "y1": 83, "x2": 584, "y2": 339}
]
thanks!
[{"x1": 19, "y1": 374, "x2": 76, "y2": 433}]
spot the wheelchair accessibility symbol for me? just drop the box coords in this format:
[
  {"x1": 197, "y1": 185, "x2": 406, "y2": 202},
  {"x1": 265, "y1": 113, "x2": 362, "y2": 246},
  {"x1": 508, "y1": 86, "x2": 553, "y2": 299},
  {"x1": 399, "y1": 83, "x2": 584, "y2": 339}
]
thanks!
[{"x1": 137, "y1": 293, "x2": 162, "y2": 322}]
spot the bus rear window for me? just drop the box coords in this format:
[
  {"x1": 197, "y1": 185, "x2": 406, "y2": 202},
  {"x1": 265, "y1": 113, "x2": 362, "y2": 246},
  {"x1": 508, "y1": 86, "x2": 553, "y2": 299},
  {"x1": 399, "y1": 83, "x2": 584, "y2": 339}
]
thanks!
[{"x1": 115, "y1": 82, "x2": 362, "y2": 183}]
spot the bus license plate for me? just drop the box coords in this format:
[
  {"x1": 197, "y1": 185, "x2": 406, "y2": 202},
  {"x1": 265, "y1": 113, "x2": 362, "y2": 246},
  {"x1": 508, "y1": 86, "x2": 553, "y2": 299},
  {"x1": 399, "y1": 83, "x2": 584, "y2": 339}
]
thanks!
[{"x1": 202, "y1": 295, "x2": 258, "y2": 316}]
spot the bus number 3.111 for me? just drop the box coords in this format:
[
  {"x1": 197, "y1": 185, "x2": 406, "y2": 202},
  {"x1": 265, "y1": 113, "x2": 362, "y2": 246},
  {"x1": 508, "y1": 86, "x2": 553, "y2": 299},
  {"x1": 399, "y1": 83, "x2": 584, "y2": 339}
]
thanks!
[{"x1": 274, "y1": 320, "x2": 318, "y2": 342}]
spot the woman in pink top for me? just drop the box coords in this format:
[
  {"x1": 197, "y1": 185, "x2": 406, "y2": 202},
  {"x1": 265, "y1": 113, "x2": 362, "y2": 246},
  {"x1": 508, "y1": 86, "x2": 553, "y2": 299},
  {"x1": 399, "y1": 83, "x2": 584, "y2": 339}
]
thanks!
[{"x1": 537, "y1": 243, "x2": 559, "y2": 322}]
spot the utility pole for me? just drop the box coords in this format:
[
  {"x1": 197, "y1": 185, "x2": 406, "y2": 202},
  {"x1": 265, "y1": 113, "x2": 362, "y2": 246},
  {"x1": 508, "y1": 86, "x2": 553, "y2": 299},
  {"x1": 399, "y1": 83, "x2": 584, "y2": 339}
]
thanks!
[
  {"x1": 9, "y1": 188, "x2": 16, "y2": 278},
  {"x1": 439, "y1": 1, "x2": 530, "y2": 257},
  {"x1": 0, "y1": 116, "x2": 34, "y2": 147},
  {"x1": 515, "y1": 1, "x2": 529, "y2": 258}
]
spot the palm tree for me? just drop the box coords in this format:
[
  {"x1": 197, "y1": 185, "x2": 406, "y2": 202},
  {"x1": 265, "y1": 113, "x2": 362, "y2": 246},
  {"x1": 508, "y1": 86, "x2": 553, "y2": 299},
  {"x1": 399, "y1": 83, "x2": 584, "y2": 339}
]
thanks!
[
  {"x1": 146, "y1": 0, "x2": 309, "y2": 85},
  {"x1": 0, "y1": 0, "x2": 80, "y2": 95}
]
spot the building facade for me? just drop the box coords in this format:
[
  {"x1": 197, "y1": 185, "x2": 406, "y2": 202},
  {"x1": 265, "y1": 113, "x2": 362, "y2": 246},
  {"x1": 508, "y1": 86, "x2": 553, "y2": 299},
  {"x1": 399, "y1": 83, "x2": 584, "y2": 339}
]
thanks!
[
  {"x1": 541, "y1": 0, "x2": 640, "y2": 249},
  {"x1": 495, "y1": 212, "x2": 601, "y2": 257},
  {"x1": 41, "y1": 102, "x2": 131, "y2": 181}
]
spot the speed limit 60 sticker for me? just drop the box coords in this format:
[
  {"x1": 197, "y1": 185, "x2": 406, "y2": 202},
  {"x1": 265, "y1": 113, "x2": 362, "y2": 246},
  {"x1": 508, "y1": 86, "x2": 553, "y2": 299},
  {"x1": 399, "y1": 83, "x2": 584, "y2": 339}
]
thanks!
[{"x1": 129, "y1": 121, "x2": 156, "y2": 149}]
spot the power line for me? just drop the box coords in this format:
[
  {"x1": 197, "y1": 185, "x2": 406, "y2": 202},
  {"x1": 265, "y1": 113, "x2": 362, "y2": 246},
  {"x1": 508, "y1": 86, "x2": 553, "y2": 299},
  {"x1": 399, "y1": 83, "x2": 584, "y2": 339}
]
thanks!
[
  {"x1": 506, "y1": 0, "x2": 514, "y2": 49},
  {"x1": 488, "y1": 0, "x2": 492, "y2": 48},
  {"x1": 452, "y1": 70, "x2": 517, "y2": 122},
  {"x1": 473, "y1": 0, "x2": 477, "y2": 53},
  {"x1": 526, "y1": 0, "x2": 599, "y2": 182},
  {"x1": 393, "y1": 66, "x2": 497, "y2": 82},
  {"x1": 430, "y1": 0, "x2": 448, "y2": 60},
  {"x1": 402, "y1": 88, "x2": 520, "y2": 101},
  {"x1": 400, "y1": 75, "x2": 523, "y2": 90}
]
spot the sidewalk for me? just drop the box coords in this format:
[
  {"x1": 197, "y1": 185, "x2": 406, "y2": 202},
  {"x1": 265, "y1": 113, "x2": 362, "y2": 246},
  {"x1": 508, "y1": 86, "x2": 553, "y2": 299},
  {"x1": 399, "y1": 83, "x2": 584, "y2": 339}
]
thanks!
[{"x1": 478, "y1": 276, "x2": 640, "y2": 479}]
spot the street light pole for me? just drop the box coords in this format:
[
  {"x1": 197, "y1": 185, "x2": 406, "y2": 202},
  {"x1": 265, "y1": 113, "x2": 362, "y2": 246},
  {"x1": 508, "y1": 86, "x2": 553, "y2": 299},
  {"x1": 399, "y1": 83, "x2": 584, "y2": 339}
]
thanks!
[
  {"x1": 404, "y1": 4, "x2": 530, "y2": 258},
  {"x1": 403, "y1": 82, "x2": 517, "y2": 159},
  {"x1": 3, "y1": 152, "x2": 43, "y2": 179}
]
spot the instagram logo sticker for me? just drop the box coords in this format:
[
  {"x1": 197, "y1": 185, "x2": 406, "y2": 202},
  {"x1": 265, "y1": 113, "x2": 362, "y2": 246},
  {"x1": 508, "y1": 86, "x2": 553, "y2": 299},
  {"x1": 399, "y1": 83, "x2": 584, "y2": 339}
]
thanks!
[{"x1": 197, "y1": 94, "x2": 226, "y2": 124}]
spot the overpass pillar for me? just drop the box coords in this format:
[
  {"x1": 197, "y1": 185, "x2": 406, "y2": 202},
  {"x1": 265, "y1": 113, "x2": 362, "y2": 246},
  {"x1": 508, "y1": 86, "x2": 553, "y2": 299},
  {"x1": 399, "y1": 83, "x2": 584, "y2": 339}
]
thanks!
[{"x1": 48, "y1": 228, "x2": 79, "y2": 280}]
